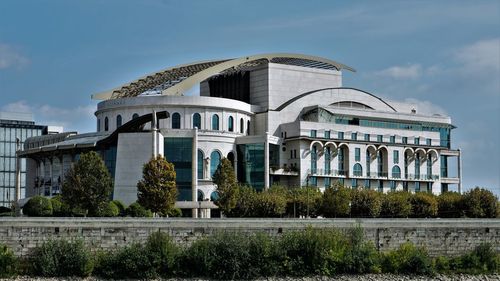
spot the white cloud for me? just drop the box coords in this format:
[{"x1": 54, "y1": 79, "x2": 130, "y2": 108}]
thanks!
[
  {"x1": 1, "y1": 100, "x2": 96, "y2": 133},
  {"x1": 403, "y1": 98, "x2": 448, "y2": 116},
  {"x1": 0, "y1": 43, "x2": 29, "y2": 70},
  {"x1": 374, "y1": 64, "x2": 422, "y2": 79},
  {"x1": 454, "y1": 38, "x2": 500, "y2": 71}
]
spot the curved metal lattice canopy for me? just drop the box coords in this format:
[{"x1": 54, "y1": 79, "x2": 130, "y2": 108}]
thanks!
[{"x1": 92, "y1": 53, "x2": 355, "y2": 100}]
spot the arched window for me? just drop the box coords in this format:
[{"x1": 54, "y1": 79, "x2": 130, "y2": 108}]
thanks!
[
  {"x1": 366, "y1": 150, "x2": 371, "y2": 176},
  {"x1": 353, "y1": 163, "x2": 363, "y2": 176},
  {"x1": 227, "y1": 152, "x2": 235, "y2": 168},
  {"x1": 246, "y1": 120, "x2": 250, "y2": 135},
  {"x1": 324, "y1": 147, "x2": 331, "y2": 174},
  {"x1": 210, "y1": 191, "x2": 219, "y2": 201},
  {"x1": 197, "y1": 150, "x2": 204, "y2": 179},
  {"x1": 172, "y1": 112, "x2": 181, "y2": 129},
  {"x1": 377, "y1": 151, "x2": 383, "y2": 177},
  {"x1": 212, "y1": 114, "x2": 219, "y2": 130},
  {"x1": 104, "y1": 117, "x2": 109, "y2": 131},
  {"x1": 392, "y1": 165, "x2": 401, "y2": 179},
  {"x1": 415, "y1": 155, "x2": 421, "y2": 179},
  {"x1": 228, "y1": 116, "x2": 234, "y2": 132},
  {"x1": 240, "y1": 118, "x2": 244, "y2": 133},
  {"x1": 116, "y1": 115, "x2": 122, "y2": 127},
  {"x1": 97, "y1": 119, "x2": 101, "y2": 131},
  {"x1": 193, "y1": 113, "x2": 201, "y2": 129},
  {"x1": 132, "y1": 113, "x2": 139, "y2": 119},
  {"x1": 210, "y1": 151, "x2": 221, "y2": 177},
  {"x1": 427, "y1": 154, "x2": 432, "y2": 178}
]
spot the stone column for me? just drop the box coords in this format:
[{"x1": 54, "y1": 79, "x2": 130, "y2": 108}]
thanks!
[
  {"x1": 264, "y1": 132, "x2": 270, "y2": 189},
  {"x1": 192, "y1": 128, "x2": 198, "y2": 218}
]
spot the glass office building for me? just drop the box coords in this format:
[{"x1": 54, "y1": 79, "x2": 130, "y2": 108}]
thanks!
[{"x1": 0, "y1": 112, "x2": 45, "y2": 207}]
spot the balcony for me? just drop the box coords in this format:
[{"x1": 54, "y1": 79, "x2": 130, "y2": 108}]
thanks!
[
  {"x1": 307, "y1": 169, "x2": 348, "y2": 177},
  {"x1": 270, "y1": 167, "x2": 299, "y2": 176}
]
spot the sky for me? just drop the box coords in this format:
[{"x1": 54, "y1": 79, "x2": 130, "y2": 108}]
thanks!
[{"x1": 0, "y1": 0, "x2": 499, "y2": 194}]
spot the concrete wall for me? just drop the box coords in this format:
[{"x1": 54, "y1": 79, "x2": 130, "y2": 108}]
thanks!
[{"x1": 1, "y1": 218, "x2": 498, "y2": 257}]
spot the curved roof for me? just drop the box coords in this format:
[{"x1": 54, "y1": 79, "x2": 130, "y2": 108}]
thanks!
[{"x1": 92, "y1": 53, "x2": 355, "y2": 100}]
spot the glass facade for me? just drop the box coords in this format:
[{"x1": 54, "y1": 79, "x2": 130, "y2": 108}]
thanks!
[
  {"x1": 164, "y1": 137, "x2": 193, "y2": 201},
  {"x1": 237, "y1": 143, "x2": 264, "y2": 191},
  {"x1": 0, "y1": 120, "x2": 44, "y2": 206}
]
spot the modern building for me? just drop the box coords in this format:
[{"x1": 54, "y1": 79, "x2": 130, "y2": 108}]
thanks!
[
  {"x1": 19, "y1": 53, "x2": 462, "y2": 217},
  {"x1": 0, "y1": 112, "x2": 51, "y2": 207}
]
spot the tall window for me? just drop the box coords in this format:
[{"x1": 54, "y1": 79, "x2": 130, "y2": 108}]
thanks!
[
  {"x1": 427, "y1": 154, "x2": 432, "y2": 178},
  {"x1": 415, "y1": 155, "x2": 420, "y2": 179},
  {"x1": 197, "y1": 150, "x2": 204, "y2": 179},
  {"x1": 325, "y1": 177, "x2": 331, "y2": 188},
  {"x1": 311, "y1": 145, "x2": 317, "y2": 174},
  {"x1": 228, "y1": 116, "x2": 234, "y2": 132},
  {"x1": 392, "y1": 165, "x2": 401, "y2": 178},
  {"x1": 404, "y1": 153, "x2": 409, "y2": 178},
  {"x1": 393, "y1": 150, "x2": 399, "y2": 164},
  {"x1": 247, "y1": 120, "x2": 250, "y2": 135},
  {"x1": 402, "y1": 137, "x2": 408, "y2": 144},
  {"x1": 338, "y1": 148, "x2": 346, "y2": 174},
  {"x1": 351, "y1": 132, "x2": 357, "y2": 140},
  {"x1": 132, "y1": 113, "x2": 139, "y2": 119},
  {"x1": 364, "y1": 134, "x2": 370, "y2": 141},
  {"x1": 415, "y1": 137, "x2": 420, "y2": 145},
  {"x1": 390, "y1": 180, "x2": 396, "y2": 191},
  {"x1": 97, "y1": 119, "x2": 101, "y2": 131},
  {"x1": 355, "y1": 148, "x2": 361, "y2": 162},
  {"x1": 377, "y1": 151, "x2": 383, "y2": 177},
  {"x1": 240, "y1": 118, "x2": 244, "y2": 133},
  {"x1": 104, "y1": 117, "x2": 109, "y2": 131},
  {"x1": 172, "y1": 113, "x2": 181, "y2": 129},
  {"x1": 377, "y1": 135, "x2": 383, "y2": 142},
  {"x1": 210, "y1": 151, "x2": 221, "y2": 178},
  {"x1": 415, "y1": 182, "x2": 420, "y2": 192},
  {"x1": 390, "y1": 135, "x2": 396, "y2": 143},
  {"x1": 325, "y1": 147, "x2": 331, "y2": 174},
  {"x1": 324, "y1": 130, "x2": 330, "y2": 139},
  {"x1": 366, "y1": 150, "x2": 371, "y2": 176},
  {"x1": 353, "y1": 163, "x2": 362, "y2": 176},
  {"x1": 212, "y1": 114, "x2": 219, "y2": 130},
  {"x1": 310, "y1": 130, "x2": 317, "y2": 138},
  {"x1": 116, "y1": 115, "x2": 122, "y2": 127},
  {"x1": 193, "y1": 113, "x2": 201, "y2": 129},
  {"x1": 338, "y1": 132, "x2": 344, "y2": 139},
  {"x1": 426, "y1": 138, "x2": 432, "y2": 146}
]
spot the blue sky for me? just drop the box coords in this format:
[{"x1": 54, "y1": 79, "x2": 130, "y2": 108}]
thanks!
[{"x1": 0, "y1": 0, "x2": 498, "y2": 194}]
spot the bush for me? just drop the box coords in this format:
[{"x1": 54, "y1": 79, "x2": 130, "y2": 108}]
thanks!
[
  {"x1": 253, "y1": 187, "x2": 287, "y2": 217},
  {"x1": 462, "y1": 187, "x2": 498, "y2": 218},
  {"x1": 146, "y1": 231, "x2": 180, "y2": 276},
  {"x1": 411, "y1": 192, "x2": 438, "y2": 218},
  {"x1": 457, "y1": 243, "x2": 499, "y2": 274},
  {"x1": 50, "y1": 195, "x2": 71, "y2": 217},
  {"x1": 30, "y1": 239, "x2": 93, "y2": 277},
  {"x1": 125, "y1": 202, "x2": 153, "y2": 217},
  {"x1": 167, "y1": 207, "x2": 182, "y2": 217},
  {"x1": 95, "y1": 201, "x2": 120, "y2": 217},
  {"x1": 0, "y1": 244, "x2": 18, "y2": 278},
  {"x1": 343, "y1": 227, "x2": 380, "y2": 274},
  {"x1": 350, "y1": 188, "x2": 382, "y2": 218},
  {"x1": 381, "y1": 242, "x2": 433, "y2": 275},
  {"x1": 321, "y1": 183, "x2": 351, "y2": 218},
  {"x1": 94, "y1": 243, "x2": 154, "y2": 279},
  {"x1": 437, "y1": 192, "x2": 463, "y2": 218},
  {"x1": 380, "y1": 191, "x2": 412, "y2": 218},
  {"x1": 111, "y1": 200, "x2": 126, "y2": 216},
  {"x1": 0, "y1": 206, "x2": 12, "y2": 217},
  {"x1": 23, "y1": 196, "x2": 53, "y2": 217}
]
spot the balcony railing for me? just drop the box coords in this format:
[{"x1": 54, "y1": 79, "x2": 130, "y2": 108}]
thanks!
[{"x1": 308, "y1": 169, "x2": 348, "y2": 177}]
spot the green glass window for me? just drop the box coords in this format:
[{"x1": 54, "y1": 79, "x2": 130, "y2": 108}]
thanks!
[
  {"x1": 172, "y1": 113, "x2": 181, "y2": 129},
  {"x1": 355, "y1": 148, "x2": 360, "y2": 162},
  {"x1": 353, "y1": 163, "x2": 362, "y2": 176},
  {"x1": 392, "y1": 165, "x2": 401, "y2": 178},
  {"x1": 325, "y1": 177, "x2": 331, "y2": 187},
  {"x1": 426, "y1": 138, "x2": 431, "y2": 146},
  {"x1": 228, "y1": 116, "x2": 234, "y2": 132},
  {"x1": 310, "y1": 130, "x2": 317, "y2": 138},
  {"x1": 193, "y1": 113, "x2": 201, "y2": 129},
  {"x1": 393, "y1": 150, "x2": 399, "y2": 164},
  {"x1": 164, "y1": 137, "x2": 193, "y2": 201},
  {"x1": 324, "y1": 130, "x2": 330, "y2": 139},
  {"x1": 402, "y1": 137, "x2": 408, "y2": 144},
  {"x1": 351, "y1": 132, "x2": 357, "y2": 140},
  {"x1": 415, "y1": 137, "x2": 420, "y2": 145},
  {"x1": 377, "y1": 135, "x2": 383, "y2": 142},
  {"x1": 212, "y1": 114, "x2": 219, "y2": 130},
  {"x1": 311, "y1": 145, "x2": 317, "y2": 174},
  {"x1": 237, "y1": 143, "x2": 264, "y2": 190},
  {"x1": 197, "y1": 150, "x2": 204, "y2": 179},
  {"x1": 338, "y1": 131, "x2": 344, "y2": 139},
  {"x1": 325, "y1": 147, "x2": 331, "y2": 174},
  {"x1": 364, "y1": 134, "x2": 370, "y2": 141},
  {"x1": 210, "y1": 150, "x2": 221, "y2": 178},
  {"x1": 116, "y1": 115, "x2": 122, "y2": 127},
  {"x1": 390, "y1": 135, "x2": 395, "y2": 143}
]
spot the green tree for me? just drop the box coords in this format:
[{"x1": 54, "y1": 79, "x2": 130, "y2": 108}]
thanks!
[
  {"x1": 62, "y1": 151, "x2": 113, "y2": 216},
  {"x1": 321, "y1": 182, "x2": 351, "y2": 218},
  {"x1": 137, "y1": 155, "x2": 177, "y2": 216},
  {"x1": 351, "y1": 188, "x2": 382, "y2": 218},
  {"x1": 411, "y1": 192, "x2": 438, "y2": 218},
  {"x1": 462, "y1": 187, "x2": 498, "y2": 218},
  {"x1": 380, "y1": 191, "x2": 412, "y2": 218},
  {"x1": 212, "y1": 158, "x2": 239, "y2": 215},
  {"x1": 437, "y1": 191, "x2": 463, "y2": 218}
]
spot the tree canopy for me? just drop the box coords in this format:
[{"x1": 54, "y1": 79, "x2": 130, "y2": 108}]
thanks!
[
  {"x1": 137, "y1": 155, "x2": 177, "y2": 216},
  {"x1": 61, "y1": 151, "x2": 113, "y2": 216},
  {"x1": 212, "y1": 158, "x2": 238, "y2": 215}
]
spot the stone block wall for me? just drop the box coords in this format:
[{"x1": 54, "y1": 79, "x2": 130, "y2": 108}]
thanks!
[{"x1": 0, "y1": 218, "x2": 498, "y2": 257}]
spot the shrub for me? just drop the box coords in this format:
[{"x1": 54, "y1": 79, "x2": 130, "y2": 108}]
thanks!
[
  {"x1": 125, "y1": 202, "x2": 153, "y2": 217},
  {"x1": 167, "y1": 207, "x2": 182, "y2": 217},
  {"x1": 458, "y1": 243, "x2": 499, "y2": 274},
  {"x1": 437, "y1": 192, "x2": 463, "y2": 218},
  {"x1": 30, "y1": 239, "x2": 93, "y2": 277},
  {"x1": 23, "y1": 196, "x2": 53, "y2": 217},
  {"x1": 146, "y1": 231, "x2": 179, "y2": 276},
  {"x1": 50, "y1": 195, "x2": 71, "y2": 217},
  {"x1": 462, "y1": 187, "x2": 498, "y2": 218},
  {"x1": 321, "y1": 183, "x2": 351, "y2": 218},
  {"x1": 246, "y1": 233, "x2": 281, "y2": 277},
  {"x1": 381, "y1": 242, "x2": 433, "y2": 275},
  {"x1": 0, "y1": 244, "x2": 18, "y2": 278},
  {"x1": 411, "y1": 192, "x2": 438, "y2": 218},
  {"x1": 343, "y1": 227, "x2": 380, "y2": 274},
  {"x1": 380, "y1": 191, "x2": 412, "y2": 218},
  {"x1": 111, "y1": 200, "x2": 126, "y2": 216},
  {"x1": 350, "y1": 188, "x2": 382, "y2": 218},
  {"x1": 0, "y1": 206, "x2": 12, "y2": 217},
  {"x1": 94, "y1": 243, "x2": 154, "y2": 279},
  {"x1": 95, "y1": 201, "x2": 120, "y2": 217}
]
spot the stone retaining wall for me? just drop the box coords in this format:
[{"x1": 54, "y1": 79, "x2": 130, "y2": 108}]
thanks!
[{"x1": 0, "y1": 218, "x2": 498, "y2": 257}]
